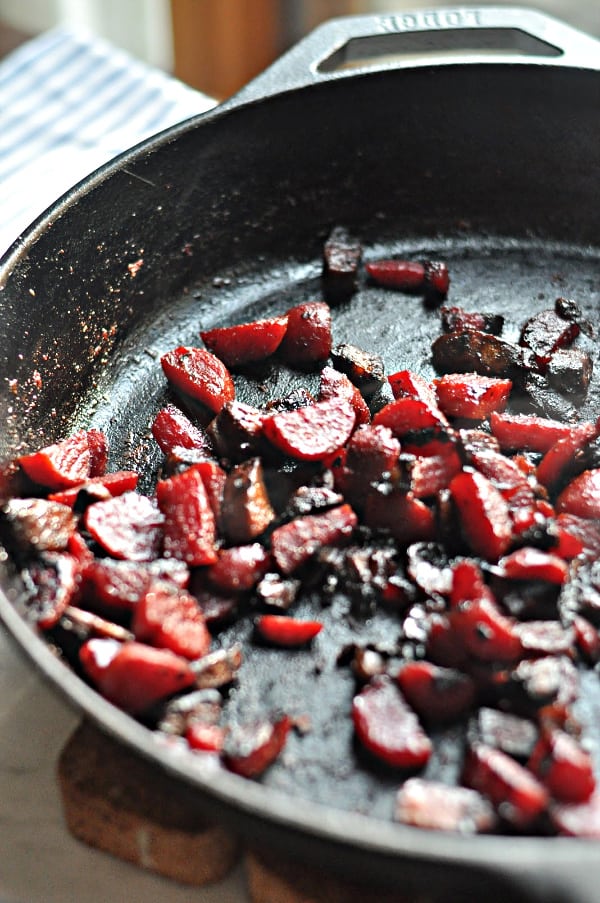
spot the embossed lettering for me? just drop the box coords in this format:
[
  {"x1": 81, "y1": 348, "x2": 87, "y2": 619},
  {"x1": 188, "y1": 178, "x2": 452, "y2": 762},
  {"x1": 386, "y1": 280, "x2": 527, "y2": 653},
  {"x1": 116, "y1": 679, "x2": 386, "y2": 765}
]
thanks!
[{"x1": 379, "y1": 9, "x2": 483, "y2": 33}]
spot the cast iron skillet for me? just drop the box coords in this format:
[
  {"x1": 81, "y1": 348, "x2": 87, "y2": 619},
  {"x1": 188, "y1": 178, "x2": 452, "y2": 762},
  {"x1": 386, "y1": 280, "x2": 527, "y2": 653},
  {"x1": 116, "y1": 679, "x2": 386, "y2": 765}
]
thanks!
[{"x1": 1, "y1": 7, "x2": 600, "y2": 901}]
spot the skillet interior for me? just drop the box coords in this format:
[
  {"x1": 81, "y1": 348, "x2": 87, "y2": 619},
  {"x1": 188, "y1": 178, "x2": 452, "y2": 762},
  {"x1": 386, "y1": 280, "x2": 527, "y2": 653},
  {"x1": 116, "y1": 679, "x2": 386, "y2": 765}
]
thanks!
[{"x1": 1, "y1": 60, "x2": 600, "y2": 900}]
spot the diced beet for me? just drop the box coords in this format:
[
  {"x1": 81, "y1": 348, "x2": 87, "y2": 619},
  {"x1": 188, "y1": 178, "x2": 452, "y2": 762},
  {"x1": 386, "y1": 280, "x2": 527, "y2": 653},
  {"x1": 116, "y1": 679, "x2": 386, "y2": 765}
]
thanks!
[
  {"x1": 186, "y1": 722, "x2": 226, "y2": 754},
  {"x1": 556, "y1": 513, "x2": 600, "y2": 558},
  {"x1": 206, "y1": 543, "x2": 271, "y2": 593},
  {"x1": 449, "y1": 470, "x2": 513, "y2": 562},
  {"x1": 450, "y1": 596, "x2": 521, "y2": 663},
  {"x1": 1, "y1": 497, "x2": 76, "y2": 554},
  {"x1": 151, "y1": 404, "x2": 212, "y2": 456},
  {"x1": 48, "y1": 471, "x2": 139, "y2": 508},
  {"x1": 365, "y1": 259, "x2": 426, "y2": 291},
  {"x1": 449, "y1": 559, "x2": 495, "y2": 610},
  {"x1": 81, "y1": 557, "x2": 189, "y2": 615},
  {"x1": 520, "y1": 309, "x2": 580, "y2": 370},
  {"x1": 220, "y1": 457, "x2": 275, "y2": 544},
  {"x1": 156, "y1": 468, "x2": 217, "y2": 566},
  {"x1": 470, "y1": 707, "x2": 538, "y2": 761},
  {"x1": 25, "y1": 553, "x2": 78, "y2": 629},
  {"x1": 468, "y1": 449, "x2": 535, "y2": 508},
  {"x1": 80, "y1": 638, "x2": 196, "y2": 715},
  {"x1": 160, "y1": 346, "x2": 235, "y2": 414},
  {"x1": 547, "y1": 348, "x2": 593, "y2": 398},
  {"x1": 528, "y1": 728, "x2": 595, "y2": 804},
  {"x1": 536, "y1": 422, "x2": 599, "y2": 492},
  {"x1": 319, "y1": 366, "x2": 371, "y2": 426},
  {"x1": 463, "y1": 742, "x2": 549, "y2": 828},
  {"x1": 394, "y1": 778, "x2": 497, "y2": 833},
  {"x1": 189, "y1": 459, "x2": 227, "y2": 524},
  {"x1": 255, "y1": 614, "x2": 323, "y2": 647},
  {"x1": 352, "y1": 676, "x2": 432, "y2": 769},
  {"x1": 263, "y1": 397, "x2": 356, "y2": 461},
  {"x1": 330, "y1": 343, "x2": 385, "y2": 398},
  {"x1": 18, "y1": 429, "x2": 108, "y2": 490},
  {"x1": 434, "y1": 373, "x2": 512, "y2": 420},
  {"x1": 208, "y1": 400, "x2": 268, "y2": 462},
  {"x1": 441, "y1": 306, "x2": 504, "y2": 336},
  {"x1": 499, "y1": 548, "x2": 569, "y2": 584},
  {"x1": 406, "y1": 450, "x2": 462, "y2": 499},
  {"x1": 278, "y1": 301, "x2": 332, "y2": 367},
  {"x1": 363, "y1": 487, "x2": 436, "y2": 545},
  {"x1": 425, "y1": 612, "x2": 469, "y2": 669},
  {"x1": 552, "y1": 792, "x2": 600, "y2": 837},
  {"x1": 556, "y1": 469, "x2": 600, "y2": 520},
  {"x1": 223, "y1": 715, "x2": 291, "y2": 777},
  {"x1": 372, "y1": 397, "x2": 448, "y2": 439},
  {"x1": 200, "y1": 315, "x2": 288, "y2": 368},
  {"x1": 270, "y1": 503, "x2": 357, "y2": 574},
  {"x1": 431, "y1": 330, "x2": 535, "y2": 385},
  {"x1": 322, "y1": 226, "x2": 361, "y2": 303},
  {"x1": 388, "y1": 369, "x2": 439, "y2": 408},
  {"x1": 342, "y1": 425, "x2": 400, "y2": 509},
  {"x1": 489, "y1": 411, "x2": 574, "y2": 453},
  {"x1": 132, "y1": 583, "x2": 211, "y2": 660},
  {"x1": 573, "y1": 615, "x2": 600, "y2": 663},
  {"x1": 84, "y1": 492, "x2": 164, "y2": 561},
  {"x1": 423, "y1": 260, "x2": 450, "y2": 298},
  {"x1": 396, "y1": 661, "x2": 475, "y2": 723}
]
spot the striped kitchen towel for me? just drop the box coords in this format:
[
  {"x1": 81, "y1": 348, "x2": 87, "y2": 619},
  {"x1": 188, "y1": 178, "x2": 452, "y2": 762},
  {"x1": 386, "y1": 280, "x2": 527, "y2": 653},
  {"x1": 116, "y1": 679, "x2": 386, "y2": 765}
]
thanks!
[{"x1": 0, "y1": 26, "x2": 216, "y2": 257}]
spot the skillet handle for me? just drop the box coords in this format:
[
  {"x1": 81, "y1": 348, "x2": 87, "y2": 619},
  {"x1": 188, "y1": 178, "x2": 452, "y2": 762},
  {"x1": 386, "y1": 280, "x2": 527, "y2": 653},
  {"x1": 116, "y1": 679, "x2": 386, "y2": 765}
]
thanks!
[{"x1": 227, "y1": 5, "x2": 600, "y2": 107}]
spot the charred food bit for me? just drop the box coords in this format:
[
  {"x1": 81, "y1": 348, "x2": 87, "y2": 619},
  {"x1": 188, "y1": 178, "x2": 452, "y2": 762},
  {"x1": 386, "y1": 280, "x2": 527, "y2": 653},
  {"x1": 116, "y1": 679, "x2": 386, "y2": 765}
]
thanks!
[
  {"x1": 520, "y1": 308, "x2": 580, "y2": 371},
  {"x1": 432, "y1": 329, "x2": 536, "y2": 385},
  {"x1": 441, "y1": 305, "x2": 504, "y2": 335},
  {"x1": 220, "y1": 457, "x2": 275, "y2": 544},
  {"x1": 322, "y1": 226, "x2": 362, "y2": 303},
  {"x1": 330, "y1": 342, "x2": 385, "y2": 398}
]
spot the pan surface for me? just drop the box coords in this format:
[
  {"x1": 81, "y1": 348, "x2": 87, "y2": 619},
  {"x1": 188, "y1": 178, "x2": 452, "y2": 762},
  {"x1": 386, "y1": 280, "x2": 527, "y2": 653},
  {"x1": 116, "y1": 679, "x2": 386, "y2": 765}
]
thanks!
[{"x1": 1, "y1": 8, "x2": 600, "y2": 902}]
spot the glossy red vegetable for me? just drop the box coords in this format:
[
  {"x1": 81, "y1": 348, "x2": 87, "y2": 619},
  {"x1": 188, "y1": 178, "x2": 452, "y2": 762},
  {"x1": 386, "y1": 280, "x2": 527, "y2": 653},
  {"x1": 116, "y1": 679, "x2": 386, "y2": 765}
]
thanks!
[
  {"x1": 270, "y1": 504, "x2": 357, "y2": 574},
  {"x1": 498, "y1": 548, "x2": 569, "y2": 584},
  {"x1": 263, "y1": 397, "x2": 356, "y2": 461},
  {"x1": 256, "y1": 614, "x2": 323, "y2": 647},
  {"x1": 156, "y1": 467, "x2": 217, "y2": 566},
  {"x1": 132, "y1": 584, "x2": 211, "y2": 660},
  {"x1": 396, "y1": 661, "x2": 475, "y2": 724},
  {"x1": 223, "y1": 715, "x2": 292, "y2": 777},
  {"x1": 463, "y1": 742, "x2": 549, "y2": 828},
  {"x1": 48, "y1": 470, "x2": 139, "y2": 507},
  {"x1": 160, "y1": 346, "x2": 235, "y2": 413},
  {"x1": 556, "y1": 469, "x2": 600, "y2": 519},
  {"x1": 18, "y1": 428, "x2": 108, "y2": 490},
  {"x1": 151, "y1": 404, "x2": 213, "y2": 455},
  {"x1": 278, "y1": 301, "x2": 332, "y2": 367},
  {"x1": 201, "y1": 315, "x2": 288, "y2": 368},
  {"x1": 352, "y1": 676, "x2": 432, "y2": 769},
  {"x1": 536, "y1": 421, "x2": 598, "y2": 490},
  {"x1": 435, "y1": 373, "x2": 512, "y2": 420},
  {"x1": 372, "y1": 396, "x2": 448, "y2": 438},
  {"x1": 84, "y1": 492, "x2": 164, "y2": 561},
  {"x1": 489, "y1": 411, "x2": 575, "y2": 452},
  {"x1": 206, "y1": 543, "x2": 271, "y2": 593},
  {"x1": 449, "y1": 470, "x2": 513, "y2": 561},
  {"x1": 528, "y1": 728, "x2": 596, "y2": 803}
]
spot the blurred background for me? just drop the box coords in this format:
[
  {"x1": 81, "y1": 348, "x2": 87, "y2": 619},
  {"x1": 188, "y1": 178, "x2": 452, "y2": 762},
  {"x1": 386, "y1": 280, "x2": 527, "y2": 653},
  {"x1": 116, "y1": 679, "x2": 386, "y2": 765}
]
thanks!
[{"x1": 0, "y1": 0, "x2": 599, "y2": 99}]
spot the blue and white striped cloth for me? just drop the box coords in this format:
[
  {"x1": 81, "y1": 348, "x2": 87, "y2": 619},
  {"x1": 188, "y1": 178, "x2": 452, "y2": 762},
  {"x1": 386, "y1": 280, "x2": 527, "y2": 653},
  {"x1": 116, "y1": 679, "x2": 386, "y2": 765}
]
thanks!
[{"x1": 0, "y1": 26, "x2": 216, "y2": 257}]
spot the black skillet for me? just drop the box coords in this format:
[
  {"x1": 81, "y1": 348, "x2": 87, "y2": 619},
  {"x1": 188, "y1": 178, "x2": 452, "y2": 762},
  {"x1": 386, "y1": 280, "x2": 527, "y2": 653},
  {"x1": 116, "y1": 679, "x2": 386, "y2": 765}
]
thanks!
[{"x1": 1, "y1": 7, "x2": 600, "y2": 901}]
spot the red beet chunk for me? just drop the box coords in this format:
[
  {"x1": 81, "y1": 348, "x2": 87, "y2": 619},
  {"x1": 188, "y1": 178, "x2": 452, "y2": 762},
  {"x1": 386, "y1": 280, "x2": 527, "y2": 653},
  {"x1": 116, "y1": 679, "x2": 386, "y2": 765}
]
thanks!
[
  {"x1": 435, "y1": 373, "x2": 512, "y2": 420},
  {"x1": 557, "y1": 469, "x2": 600, "y2": 520},
  {"x1": 206, "y1": 543, "x2": 271, "y2": 593},
  {"x1": 256, "y1": 614, "x2": 323, "y2": 647},
  {"x1": 223, "y1": 715, "x2": 291, "y2": 777},
  {"x1": 186, "y1": 722, "x2": 226, "y2": 754},
  {"x1": 520, "y1": 309, "x2": 580, "y2": 369},
  {"x1": 573, "y1": 615, "x2": 600, "y2": 664},
  {"x1": 388, "y1": 369, "x2": 439, "y2": 408},
  {"x1": 263, "y1": 397, "x2": 356, "y2": 462},
  {"x1": 271, "y1": 503, "x2": 357, "y2": 574},
  {"x1": 528, "y1": 728, "x2": 595, "y2": 804},
  {"x1": 552, "y1": 792, "x2": 600, "y2": 837},
  {"x1": 189, "y1": 459, "x2": 226, "y2": 524},
  {"x1": 352, "y1": 676, "x2": 432, "y2": 769},
  {"x1": 200, "y1": 315, "x2": 288, "y2": 368},
  {"x1": 81, "y1": 557, "x2": 189, "y2": 614},
  {"x1": 220, "y1": 457, "x2": 275, "y2": 544},
  {"x1": 319, "y1": 366, "x2": 371, "y2": 426},
  {"x1": 556, "y1": 513, "x2": 600, "y2": 558},
  {"x1": 441, "y1": 306, "x2": 504, "y2": 336},
  {"x1": 373, "y1": 397, "x2": 448, "y2": 439},
  {"x1": 499, "y1": 548, "x2": 569, "y2": 585},
  {"x1": 449, "y1": 470, "x2": 512, "y2": 561},
  {"x1": 132, "y1": 583, "x2": 211, "y2": 660},
  {"x1": 160, "y1": 346, "x2": 235, "y2": 414},
  {"x1": 278, "y1": 301, "x2": 332, "y2": 367},
  {"x1": 489, "y1": 411, "x2": 574, "y2": 453},
  {"x1": 468, "y1": 450, "x2": 534, "y2": 509},
  {"x1": 407, "y1": 450, "x2": 462, "y2": 499},
  {"x1": 1, "y1": 497, "x2": 77, "y2": 553},
  {"x1": 18, "y1": 429, "x2": 108, "y2": 490},
  {"x1": 48, "y1": 471, "x2": 139, "y2": 508},
  {"x1": 208, "y1": 400, "x2": 267, "y2": 462},
  {"x1": 394, "y1": 778, "x2": 497, "y2": 833},
  {"x1": 79, "y1": 638, "x2": 196, "y2": 715},
  {"x1": 84, "y1": 492, "x2": 164, "y2": 561},
  {"x1": 366, "y1": 258, "x2": 425, "y2": 291},
  {"x1": 536, "y1": 422, "x2": 599, "y2": 492},
  {"x1": 463, "y1": 742, "x2": 549, "y2": 828},
  {"x1": 151, "y1": 404, "x2": 212, "y2": 456},
  {"x1": 364, "y1": 487, "x2": 436, "y2": 545},
  {"x1": 342, "y1": 425, "x2": 401, "y2": 508},
  {"x1": 26, "y1": 553, "x2": 78, "y2": 629},
  {"x1": 156, "y1": 468, "x2": 217, "y2": 566},
  {"x1": 449, "y1": 559, "x2": 495, "y2": 609},
  {"x1": 450, "y1": 595, "x2": 521, "y2": 663},
  {"x1": 396, "y1": 661, "x2": 475, "y2": 723}
]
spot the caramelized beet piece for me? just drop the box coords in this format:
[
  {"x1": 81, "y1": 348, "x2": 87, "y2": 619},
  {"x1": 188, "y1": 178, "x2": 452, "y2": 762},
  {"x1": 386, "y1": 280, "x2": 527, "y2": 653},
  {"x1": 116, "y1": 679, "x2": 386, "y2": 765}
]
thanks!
[
  {"x1": 556, "y1": 469, "x2": 600, "y2": 520},
  {"x1": 366, "y1": 258, "x2": 426, "y2": 291},
  {"x1": 278, "y1": 301, "x2": 332, "y2": 367},
  {"x1": 406, "y1": 450, "x2": 462, "y2": 499},
  {"x1": 431, "y1": 330, "x2": 535, "y2": 385},
  {"x1": 388, "y1": 369, "x2": 438, "y2": 408},
  {"x1": 220, "y1": 457, "x2": 275, "y2": 544},
  {"x1": 322, "y1": 226, "x2": 361, "y2": 303},
  {"x1": 263, "y1": 398, "x2": 356, "y2": 461},
  {"x1": 463, "y1": 742, "x2": 549, "y2": 828},
  {"x1": 352, "y1": 676, "x2": 432, "y2": 769},
  {"x1": 547, "y1": 349, "x2": 593, "y2": 398},
  {"x1": 206, "y1": 543, "x2": 271, "y2": 593},
  {"x1": 18, "y1": 429, "x2": 108, "y2": 490},
  {"x1": 441, "y1": 306, "x2": 504, "y2": 335},
  {"x1": 186, "y1": 722, "x2": 226, "y2": 754},
  {"x1": 223, "y1": 715, "x2": 292, "y2": 777},
  {"x1": 489, "y1": 411, "x2": 574, "y2": 453},
  {"x1": 208, "y1": 400, "x2": 267, "y2": 462},
  {"x1": 396, "y1": 661, "x2": 475, "y2": 723},
  {"x1": 528, "y1": 728, "x2": 595, "y2": 803},
  {"x1": 450, "y1": 596, "x2": 521, "y2": 663},
  {"x1": 468, "y1": 450, "x2": 534, "y2": 508},
  {"x1": 434, "y1": 373, "x2": 512, "y2": 420},
  {"x1": 449, "y1": 470, "x2": 512, "y2": 561},
  {"x1": 84, "y1": 492, "x2": 164, "y2": 561},
  {"x1": 256, "y1": 614, "x2": 323, "y2": 647},
  {"x1": 200, "y1": 315, "x2": 288, "y2": 368},
  {"x1": 1, "y1": 498, "x2": 76, "y2": 554},
  {"x1": 24, "y1": 553, "x2": 78, "y2": 629},
  {"x1": 79, "y1": 638, "x2": 196, "y2": 715},
  {"x1": 536, "y1": 422, "x2": 599, "y2": 491},
  {"x1": 330, "y1": 343, "x2": 385, "y2": 398},
  {"x1": 394, "y1": 778, "x2": 497, "y2": 833},
  {"x1": 270, "y1": 503, "x2": 357, "y2": 574},
  {"x1": 48, "y1": 471, "x2": 139, "y2": 508},
  {"x1": 499, "y1": 548, "x2": 569, "y2": 584},
  {"x1": 81, "y1": 557, "x2": 188, "y2": 614},
  {"x1": 520, "y1": 309, "x2": 580, "y2": 370},
  {"x1": 156, "y1": 468, "x2": 217, "y2": 566},
  {"x1": 151, "y1": 404, "x2": 212, "y2": 456},
  {"x1": 160, "y1": 346, "x2": 235, "y2": 414},
  {"x1": 342, "y1": 425, "x2": 401, "y2": 509},
  {"x1": 319, "y1": 366, "x2": 371, "y2": 426},
  {"x1": 364, "y1": 487, "x2": 436, "y2": 545},
  {"x1": 372, "y1": 397, "x2": 448, "y2": 439},
  {"x1": 132, "y1": 584, "x2": 211, "y2": 660},
  {"x1": 470, "y1": 707, "x2": 538, "y2": 761}
]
